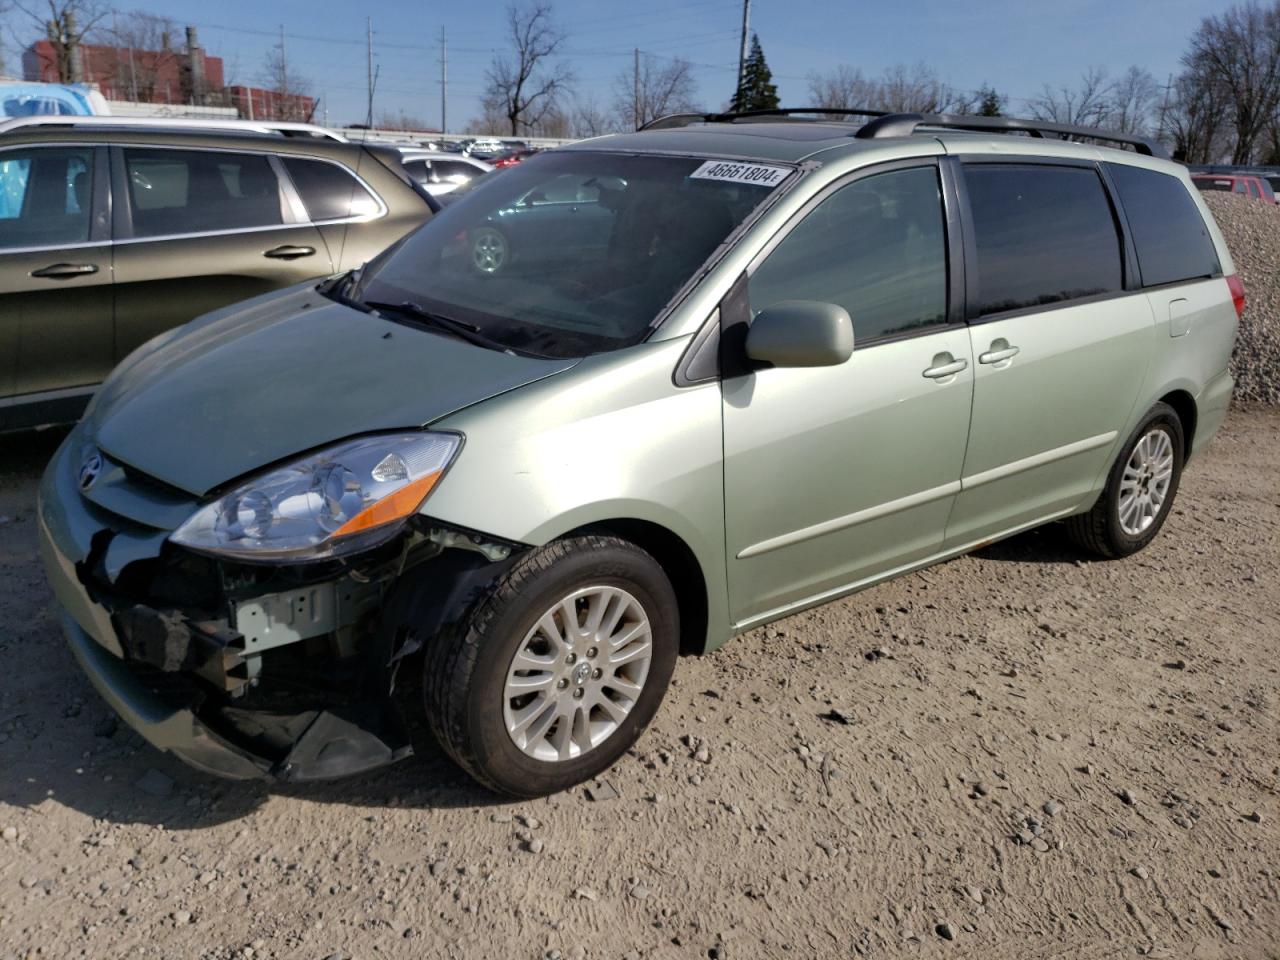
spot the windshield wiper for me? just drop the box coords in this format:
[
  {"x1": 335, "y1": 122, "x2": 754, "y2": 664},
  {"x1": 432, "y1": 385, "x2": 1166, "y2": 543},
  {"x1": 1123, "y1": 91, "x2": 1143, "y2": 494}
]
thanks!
[{"x1": 364, "y1": 299, "x2": 512, "y2": 353}]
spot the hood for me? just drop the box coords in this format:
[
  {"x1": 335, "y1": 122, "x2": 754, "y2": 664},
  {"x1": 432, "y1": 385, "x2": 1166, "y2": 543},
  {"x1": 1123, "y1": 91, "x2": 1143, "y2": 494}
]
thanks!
[{"x1": 87, "y1": 284, "x2": 578, "y2": 495}]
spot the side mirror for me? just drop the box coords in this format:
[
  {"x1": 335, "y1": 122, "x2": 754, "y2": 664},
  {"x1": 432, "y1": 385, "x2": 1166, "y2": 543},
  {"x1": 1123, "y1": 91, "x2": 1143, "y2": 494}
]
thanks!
[{"x1": 745, "y1": 300, "x2": 854, "y2": 368}]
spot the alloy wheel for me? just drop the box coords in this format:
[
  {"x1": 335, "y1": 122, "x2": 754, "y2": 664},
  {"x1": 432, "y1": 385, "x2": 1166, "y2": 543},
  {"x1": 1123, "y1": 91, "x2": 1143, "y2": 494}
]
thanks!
[
  {"x1": 503, "y1": 585, "x2": 653, "y2": 762},
  {"x1": 1117, "y1": 428, "x2": 1175, "y2": 536}
]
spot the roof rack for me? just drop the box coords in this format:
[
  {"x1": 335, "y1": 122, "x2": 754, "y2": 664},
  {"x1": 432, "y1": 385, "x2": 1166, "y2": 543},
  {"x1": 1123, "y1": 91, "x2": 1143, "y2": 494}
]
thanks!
[
  {"x1": 639, "y1": 107, "x2": 1169, "y2": 159},
  {"x1": 640, "y1": 107, "x2": 890, "y2": 131},
  {"x1": 856, "y1": 112, "x2": 1169, "y2": 159},
  {"x1": 0, "y1": 115, "x2": 347, "y2": 141}
]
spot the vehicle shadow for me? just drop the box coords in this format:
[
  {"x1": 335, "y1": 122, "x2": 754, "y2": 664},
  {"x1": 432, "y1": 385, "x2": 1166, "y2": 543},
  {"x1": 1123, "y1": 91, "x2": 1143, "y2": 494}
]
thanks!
[{"x1": 969, "y1": 522, "x2": 1093, "y2": 564}]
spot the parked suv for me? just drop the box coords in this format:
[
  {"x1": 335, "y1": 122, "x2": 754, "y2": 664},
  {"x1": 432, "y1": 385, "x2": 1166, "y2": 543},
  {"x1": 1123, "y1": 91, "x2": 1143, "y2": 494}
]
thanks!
[
  {"x1": 38, "y1": 110, "x2": 1239, "y2": 796},
  {"x1": 0, "y1": 118, "x2": 433, "y2": 431}
]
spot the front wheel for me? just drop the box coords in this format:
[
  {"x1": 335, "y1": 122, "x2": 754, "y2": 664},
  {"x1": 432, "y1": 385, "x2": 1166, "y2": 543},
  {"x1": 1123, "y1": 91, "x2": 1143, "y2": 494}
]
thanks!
[
  {"x1": 423, "y1": 535, "x2": 678, "y2": 796},
  {"x1": 1065, "y1": 402, "x2": 1185, "y2": 558}
]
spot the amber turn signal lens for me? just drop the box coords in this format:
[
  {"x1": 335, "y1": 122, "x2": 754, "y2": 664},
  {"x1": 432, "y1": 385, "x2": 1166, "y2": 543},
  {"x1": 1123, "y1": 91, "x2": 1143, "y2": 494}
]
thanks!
[{"x1": 331, "y1": 470, "x2": 442, "y2": 538}]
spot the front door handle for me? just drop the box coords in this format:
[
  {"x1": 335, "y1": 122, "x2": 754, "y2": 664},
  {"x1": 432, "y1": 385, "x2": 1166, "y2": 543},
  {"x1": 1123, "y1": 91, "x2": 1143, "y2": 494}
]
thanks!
[
  {"x1": 264, "y1": 245, "x2": 316, "y2": 260},
  {"x1": 31, "y1": 262, "x2": 98, "y2": 279},
  {"x1": 979, "y1": 340, "x2": 1020, "y2": 365},
  {"x1": 922, "y1": 356, "x2": 968, "y2": 379}
]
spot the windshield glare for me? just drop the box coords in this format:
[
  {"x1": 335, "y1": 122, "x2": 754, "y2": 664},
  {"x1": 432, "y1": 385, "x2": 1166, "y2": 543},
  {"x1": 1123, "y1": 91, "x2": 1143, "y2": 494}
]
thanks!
[{"x1": 358, "y1": 151, "x2": 789, "y2": 357}]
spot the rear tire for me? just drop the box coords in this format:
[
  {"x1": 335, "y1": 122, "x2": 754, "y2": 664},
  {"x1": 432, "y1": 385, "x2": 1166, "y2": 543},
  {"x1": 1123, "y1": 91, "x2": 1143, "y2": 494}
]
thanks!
[
  {"x1": 423, "y1": 535, "x2": 678, "y2": 797},
  {"x1": 1065, "y1": 402, "x2": 1184, "y2": 558}
]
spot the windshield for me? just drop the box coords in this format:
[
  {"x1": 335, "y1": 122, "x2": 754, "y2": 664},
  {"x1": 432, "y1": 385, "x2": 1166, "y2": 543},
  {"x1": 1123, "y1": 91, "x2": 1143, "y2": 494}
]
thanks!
[{"x1": 356, "y1": 151, "x2": 792, "y2": 357}]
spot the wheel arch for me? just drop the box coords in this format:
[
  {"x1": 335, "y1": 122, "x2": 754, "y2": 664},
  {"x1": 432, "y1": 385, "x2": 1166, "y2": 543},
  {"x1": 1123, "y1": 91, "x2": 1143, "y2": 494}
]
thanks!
[
  {"x1": 1157, "y1": 388, "x2": 1198, "y2": 457},
  {"x1": 558, "y1": 518, "x2": 710, "y2": 658}
]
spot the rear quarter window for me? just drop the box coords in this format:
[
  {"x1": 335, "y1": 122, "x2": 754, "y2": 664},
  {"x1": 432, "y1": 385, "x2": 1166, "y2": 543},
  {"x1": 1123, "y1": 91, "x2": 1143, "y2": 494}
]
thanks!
[
  {"x1": 1106, "y1": 163, "x2": 1221, "y2": 287},
  {"x1": 964, "y1": 163, "x2": 1123, "y2": 317},
  {"x1": 282, "y1": 157, "x2": 381, "y2": 222}
]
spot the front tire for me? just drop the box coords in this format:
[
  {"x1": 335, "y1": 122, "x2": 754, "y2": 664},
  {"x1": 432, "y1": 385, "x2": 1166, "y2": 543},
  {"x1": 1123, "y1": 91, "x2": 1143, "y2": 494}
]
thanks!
[
  {"x1": 1065, "y1": 402, "x2": 1185, "y2": 558},
  {"x1": 423, "y1": 535, "x2": 678, "y2": 797}
]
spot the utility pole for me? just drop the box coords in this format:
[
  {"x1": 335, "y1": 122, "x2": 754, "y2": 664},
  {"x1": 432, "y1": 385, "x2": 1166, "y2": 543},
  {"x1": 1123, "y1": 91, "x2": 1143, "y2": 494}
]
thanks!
[
  {"x1": 366, "y1": 16, "x2": 374, "y2": 127},
  {"x1": 736, "y1": 0, "x2": 751, "y2": 104},
  {"x1": 279, "y1": 24, "x2": 288, "y2": 118},
  {"x1": 634, "y1": 48, "x2": 640, "y2": 129},
  {"x1": 439, "y1": 26, "x2": 448, "y2": 147},
  {"x1": 1156, "y1": 72, "x2": 1173, "y2": 144}
]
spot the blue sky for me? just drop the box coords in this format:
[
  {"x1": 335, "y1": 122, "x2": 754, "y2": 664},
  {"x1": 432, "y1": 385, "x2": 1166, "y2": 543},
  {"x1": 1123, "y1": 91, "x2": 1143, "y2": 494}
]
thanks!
[{"x1": 17, "y1": 0, "x2": 1242, "y2": 129}]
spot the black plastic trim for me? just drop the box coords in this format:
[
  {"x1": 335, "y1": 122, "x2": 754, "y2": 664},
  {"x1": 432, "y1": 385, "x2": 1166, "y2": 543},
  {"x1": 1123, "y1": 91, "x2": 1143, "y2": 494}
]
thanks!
[{"x1": 673, "y1": 308, "x2": 722, "y2": 387}]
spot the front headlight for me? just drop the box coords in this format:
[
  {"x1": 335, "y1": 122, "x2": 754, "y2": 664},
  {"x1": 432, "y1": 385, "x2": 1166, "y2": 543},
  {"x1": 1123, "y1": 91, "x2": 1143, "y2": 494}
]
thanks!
[{"x1": 171, "y1": 432, "x2": 461, "y2": 561}]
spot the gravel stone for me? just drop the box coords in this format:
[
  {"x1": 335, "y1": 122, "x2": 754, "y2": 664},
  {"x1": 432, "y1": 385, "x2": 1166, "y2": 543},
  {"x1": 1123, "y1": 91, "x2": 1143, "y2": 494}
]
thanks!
[{"x1": 1203, "y1": 193, "x2": 1280, "y2": 405}]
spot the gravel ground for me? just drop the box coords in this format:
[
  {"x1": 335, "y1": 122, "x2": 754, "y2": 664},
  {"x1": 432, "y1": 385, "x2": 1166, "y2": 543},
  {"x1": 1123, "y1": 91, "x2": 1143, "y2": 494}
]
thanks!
[
  {"x1": 1202, "y1": 192, "x2": 1280, "y2": 405},
  {"x1": 1, "y1": 411, "x2": 1278, "y2": 960}
]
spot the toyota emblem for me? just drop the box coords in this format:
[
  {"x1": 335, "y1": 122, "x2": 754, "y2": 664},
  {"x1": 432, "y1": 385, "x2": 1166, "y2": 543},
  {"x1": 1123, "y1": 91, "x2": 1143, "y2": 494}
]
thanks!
[{"x1": 78, "y1": 451, "x2": 104, "y2": 492}]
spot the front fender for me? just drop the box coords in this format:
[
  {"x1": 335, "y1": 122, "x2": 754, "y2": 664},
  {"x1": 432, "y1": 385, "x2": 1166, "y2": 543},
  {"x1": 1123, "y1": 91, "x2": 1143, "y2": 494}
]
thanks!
[{"x1": 425, "y1": 338, "x2": 731, "y2": 652}]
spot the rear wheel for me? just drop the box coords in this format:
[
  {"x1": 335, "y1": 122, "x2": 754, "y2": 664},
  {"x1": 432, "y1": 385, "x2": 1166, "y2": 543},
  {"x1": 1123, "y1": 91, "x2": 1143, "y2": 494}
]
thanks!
[
  {"x1": 1065, "y1": 402, "x2": 1184, "y2": 558},
  {"x1": 423, "y1": 535, "x2": 678, "y2": 797}
]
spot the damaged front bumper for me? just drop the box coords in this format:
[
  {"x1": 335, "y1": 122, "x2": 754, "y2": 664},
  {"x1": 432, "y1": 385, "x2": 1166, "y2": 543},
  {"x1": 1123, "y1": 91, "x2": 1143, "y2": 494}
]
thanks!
[{"x1": 36, "y1": 433, "x2": 468, "y2": 782}]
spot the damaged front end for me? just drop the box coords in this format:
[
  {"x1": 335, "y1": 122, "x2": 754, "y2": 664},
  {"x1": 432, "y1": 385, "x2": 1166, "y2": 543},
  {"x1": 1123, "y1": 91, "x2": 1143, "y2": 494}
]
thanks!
[{"x1": 38, "y1": 435, "x2": 521, "y2": 782}]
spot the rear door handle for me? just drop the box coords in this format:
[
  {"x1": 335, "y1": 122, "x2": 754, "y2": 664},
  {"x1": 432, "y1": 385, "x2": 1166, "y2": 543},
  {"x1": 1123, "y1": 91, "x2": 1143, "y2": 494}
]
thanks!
[
  {"x1": 30, "y1": 262, "x2": 98, "y2": 279},
  {"x1": 979, "y1": 345, "x2": 1020, "y2": 364},
  {"x1": 264, "y1": 245, "x2": 316, "y2": 260},
  {"x1": 977, "y1": 340, "x2": 1018, "y2": 366},
  {"x1": 922, "y1": 357, "x2": 968, "y2": 379}
]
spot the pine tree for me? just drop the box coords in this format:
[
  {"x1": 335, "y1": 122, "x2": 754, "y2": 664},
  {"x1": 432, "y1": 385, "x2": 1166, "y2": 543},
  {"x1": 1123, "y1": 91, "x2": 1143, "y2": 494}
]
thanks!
[
  {"x1": 731, "y1": 34, "x2": 779, "y2": 113},
  {"x1": 977, "y1": 85, "x2": 1005, "y2": 117}
]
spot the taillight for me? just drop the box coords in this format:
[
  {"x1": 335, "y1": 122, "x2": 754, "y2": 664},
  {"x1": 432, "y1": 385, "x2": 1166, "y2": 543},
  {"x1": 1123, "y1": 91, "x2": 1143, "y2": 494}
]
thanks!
[{"x1": 1226, "y1": 274, "x2": 1246, "y2": 319}]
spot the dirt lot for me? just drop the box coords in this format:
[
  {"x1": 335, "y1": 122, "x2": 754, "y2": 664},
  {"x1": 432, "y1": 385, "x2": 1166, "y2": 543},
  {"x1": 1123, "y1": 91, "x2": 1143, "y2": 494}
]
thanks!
[{"x1": 1, "y1": 409, "x2": 1277, "y2": 960}]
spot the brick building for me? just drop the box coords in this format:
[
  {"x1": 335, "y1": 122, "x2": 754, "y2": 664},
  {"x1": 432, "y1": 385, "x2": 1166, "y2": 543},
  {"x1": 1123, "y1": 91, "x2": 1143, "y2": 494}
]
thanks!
[{"x1": 22, "y1": 26, "x2": 314, "y2": 121}]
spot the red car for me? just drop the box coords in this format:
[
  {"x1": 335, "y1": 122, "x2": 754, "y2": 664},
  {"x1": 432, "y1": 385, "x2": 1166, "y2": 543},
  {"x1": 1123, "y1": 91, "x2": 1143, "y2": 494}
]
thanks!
[
  {"x1": 491, "y1": 148, "x2": 540, "y2": 169},
  {"x1": 1191, "y1": 173, "x2": 1278, "y2": 204}
]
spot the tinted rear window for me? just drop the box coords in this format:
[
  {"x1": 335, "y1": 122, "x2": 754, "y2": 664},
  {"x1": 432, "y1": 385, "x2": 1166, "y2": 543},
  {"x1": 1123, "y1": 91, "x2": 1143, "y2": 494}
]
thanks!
[
  {"x1": 282, "y1": 157, "x2": 381, "y2": 222},
  {"x1": 1108, "y1": 164, "x2": 1220, "y2": 287},
  {"x1": 1192, "y1": 178, "x2": 1233, "y2": 192},
  {"x1": 965, "y1": 164, "x2": 1123, "y2": 317}
]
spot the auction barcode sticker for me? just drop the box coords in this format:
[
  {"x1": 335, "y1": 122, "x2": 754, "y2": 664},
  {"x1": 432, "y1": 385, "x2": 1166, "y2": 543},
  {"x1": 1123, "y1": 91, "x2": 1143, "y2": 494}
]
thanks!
[{"x1": 689, "y1": 160, "x2": 791, "y2": 187}]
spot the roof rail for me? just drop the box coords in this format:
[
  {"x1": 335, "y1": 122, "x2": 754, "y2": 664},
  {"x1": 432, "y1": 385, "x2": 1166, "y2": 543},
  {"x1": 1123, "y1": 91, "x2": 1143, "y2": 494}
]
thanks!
[
  {"x1": 639, "y1": 106, "x2": 1170, "y2": 159},
  {"x1": 640, "y1": 107, "x2": 889, "y2": 132},
  {"x1": 855, "y1": 112, "x2": 1169, "y2": 159},
  {"x1": 0, "y1": 115, "x2": 347, "y2": 141}
]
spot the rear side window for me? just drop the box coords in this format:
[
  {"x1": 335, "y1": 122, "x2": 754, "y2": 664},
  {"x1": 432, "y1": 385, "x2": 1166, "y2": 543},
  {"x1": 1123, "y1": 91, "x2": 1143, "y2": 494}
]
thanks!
[
  {"x1": 0, "y1": 146, "x2": 93, "y2": 249},
  {"x1": 281, "y1": 157, "x2": 381, "y2": 221},
  {"x1": 1106, "y1": 164, "x2": 1220, "y2": 287},
  {"x1": 749, "y1": 165, "x2": 949, "y2": 344},
  {"x1": 964, "y1": 164, "x2": 1122, "y2": 317},
  {"x1": 124, "y1": 148, "x2": 283, "y2": 238}
]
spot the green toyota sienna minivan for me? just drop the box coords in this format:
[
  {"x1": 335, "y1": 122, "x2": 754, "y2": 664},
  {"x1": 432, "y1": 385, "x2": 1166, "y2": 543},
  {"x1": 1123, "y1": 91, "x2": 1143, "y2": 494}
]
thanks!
[{"x1": 38, "y1": 111, "x2": 1240, "y2": 796}]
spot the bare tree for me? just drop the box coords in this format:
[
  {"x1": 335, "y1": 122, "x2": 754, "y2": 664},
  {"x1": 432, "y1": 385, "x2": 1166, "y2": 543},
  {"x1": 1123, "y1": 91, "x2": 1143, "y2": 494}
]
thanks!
[
  {"x1": 103, "y1": 10, "x2": 177, "y2": 101},
  {"x1": 1166, "y1": 57, "x2": 1232, "y2": 162},
  {"x1": 806, "y1": 63, "x2": 959, "y2": 115},
  {"x1": 1184, "y1": 1, "x2": 1280, "y2": 163},
  {"x1": 875, "y1": 62, "x2": 956, "y2": 113},
  {"x1": 806, "y1": 64, "x2": 877, "y2": 114},
  {"x1": 482, "y1": 1, "x2": 572, "y2": 136},
  {"x1": 15, "y1": 0, "x2": 110, "y2": 81},
  {"x1": 1030, "y1": 67, "x2": 1113, "y2": 127},
  {"x1": 376, "y1": 109, "x2": 431, "y2": 132},
  {"x1": 259, "y1": 41, "x2": 313, "y2": 121},
  {"x1": 1107, "y1": 65, "x2": 1159, "y2": 134},
  {"x1": 570, "y1": 92, "x2": 619, "y2": 138},
  {"x1": 614, "y1": 53, "x2": 698, "y2": 129}
]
